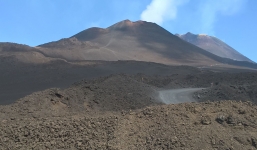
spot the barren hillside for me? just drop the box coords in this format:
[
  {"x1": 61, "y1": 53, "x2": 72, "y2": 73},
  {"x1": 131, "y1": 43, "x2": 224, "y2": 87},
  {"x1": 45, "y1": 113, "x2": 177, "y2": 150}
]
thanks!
[
  {"x1": 0, "y1": 73, "x2": 257, "y2": 149},
  {"x1": 176, "y1": 32, "x2": 254, "y2": 63}
]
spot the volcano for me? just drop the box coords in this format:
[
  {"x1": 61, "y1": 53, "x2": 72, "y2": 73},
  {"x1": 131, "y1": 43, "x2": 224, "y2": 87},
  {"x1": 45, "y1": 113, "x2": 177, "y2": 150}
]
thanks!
[
  {"x1": 0, "y1": 20, "x2": 254, "y2": 68},
  {"x1": 35, "y1": 20, "x2": 218, "y2": 65},
  {"x1": 176, "y1": 32, "x2": 254, "y2": 63}
]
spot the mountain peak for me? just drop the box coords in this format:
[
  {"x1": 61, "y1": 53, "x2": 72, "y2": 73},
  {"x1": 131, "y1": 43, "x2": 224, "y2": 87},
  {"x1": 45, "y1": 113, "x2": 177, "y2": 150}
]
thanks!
[
  {"x1": 107, "y1": 19, "x2": 155, "y2": 31},
  {"x1": 70, "y1": 27, "x2": 108, "y2": 41},
  {"x1": 176, "y1": 32, "x2": 253, "y2": 62},
  {"x1": 185, "y1": 32, "x2": 207, "y2": 37},
  {"x1": 177, "y1": 32, "x2": 212, "y2": 41},
  {"x1": 185, "y1": 32, "x2": 194, "y2": 35}
]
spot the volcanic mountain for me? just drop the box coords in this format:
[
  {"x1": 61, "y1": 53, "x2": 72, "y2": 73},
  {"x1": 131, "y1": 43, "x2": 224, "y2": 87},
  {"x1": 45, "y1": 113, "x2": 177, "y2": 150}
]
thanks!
[
  {"x1": 37, "y1": 20, "x2": 211, "y2": 65},
  {"x1": 31, "y1": 21, "x2": 212, "y2": 65},
  {"x1": 176, "y1": 32, "x2": 253, "y2": 63},
  {"x1": 1, "y1": 20, "x2": 256, "y2": 68}
]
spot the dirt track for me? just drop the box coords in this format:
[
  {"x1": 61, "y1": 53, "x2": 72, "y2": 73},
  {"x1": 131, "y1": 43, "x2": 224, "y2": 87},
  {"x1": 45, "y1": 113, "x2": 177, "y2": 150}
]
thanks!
[{"x1": 158, "y1": 88, "x2": 205, "y2": 104}]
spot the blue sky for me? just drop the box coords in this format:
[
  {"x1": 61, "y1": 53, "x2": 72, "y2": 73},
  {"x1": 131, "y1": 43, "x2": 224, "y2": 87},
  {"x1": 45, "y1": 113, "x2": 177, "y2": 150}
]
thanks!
[{"x1": 0, "y1": 0, "x2": 256, "y2": 62}]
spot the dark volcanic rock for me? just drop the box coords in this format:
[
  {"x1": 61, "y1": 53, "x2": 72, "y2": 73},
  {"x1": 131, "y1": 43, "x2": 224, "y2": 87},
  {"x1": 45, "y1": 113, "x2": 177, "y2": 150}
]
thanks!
[{"x1": 0, "y1": 100, "x2": 257, "y2": 150}]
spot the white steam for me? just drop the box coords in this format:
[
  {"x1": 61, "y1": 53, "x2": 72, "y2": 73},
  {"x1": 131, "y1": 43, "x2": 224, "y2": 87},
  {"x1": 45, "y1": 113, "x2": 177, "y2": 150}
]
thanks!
[
  {"x1": 200, "y1": 0, "x2": 247, "y2": 34},
  {"x1": 140, "y1": 0, "x2": 247, "y2": 35},
  {"x1": 140, "y1": 0, "x2": 189, "y2": 25}
]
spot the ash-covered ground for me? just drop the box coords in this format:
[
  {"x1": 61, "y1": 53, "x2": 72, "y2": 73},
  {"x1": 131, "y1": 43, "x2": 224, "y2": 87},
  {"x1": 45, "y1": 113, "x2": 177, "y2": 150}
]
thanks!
[{"x1": 0, "y1": 60, "x2": 257, "y2": 149}]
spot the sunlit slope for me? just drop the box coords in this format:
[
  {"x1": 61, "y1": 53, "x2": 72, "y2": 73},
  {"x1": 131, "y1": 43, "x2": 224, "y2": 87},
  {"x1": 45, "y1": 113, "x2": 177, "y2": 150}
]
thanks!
[
  {"x1": 176, "y1": 32, "x2": 254, "y2": 63},
  {"x1": 38, "y1": 20, "x2": 220, "y2": 65}
]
